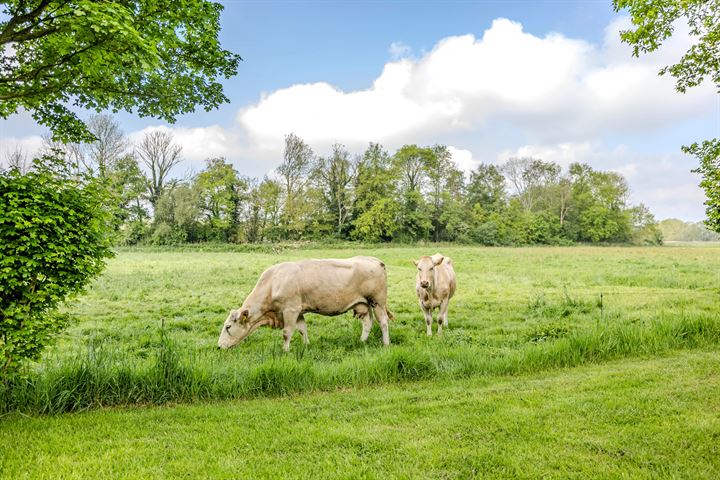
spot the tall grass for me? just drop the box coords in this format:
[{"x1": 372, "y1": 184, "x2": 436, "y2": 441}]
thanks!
[{"x1": 2, "y1": 313, "x2": 717, "y2": 415}]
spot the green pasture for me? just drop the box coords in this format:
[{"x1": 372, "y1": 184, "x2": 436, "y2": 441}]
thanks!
[
  {"x1": 1, "y1": 244, "x2": 719, "y2": 413},
  {"x1": 57, "y1": 244, "x2": 720, "y2": 356},
  {"x1": 1, "y1": 350, "x2": 718, "y2": 478},
  {"x1": 1, "y1": 244, "x2": 719, "y2": 478}
]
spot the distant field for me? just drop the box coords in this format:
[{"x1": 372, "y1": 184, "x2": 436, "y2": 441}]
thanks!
[
  {"x1": 2, "y1": 244, "x2": 719, "y2": 413},
  {"x1": 1, "y1": 350, "x2": 718, "y2": 479}
]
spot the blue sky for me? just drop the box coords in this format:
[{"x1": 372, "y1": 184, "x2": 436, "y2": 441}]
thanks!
[{"x1": 2, "y1": 0, "x2": 718, "y2": 220}]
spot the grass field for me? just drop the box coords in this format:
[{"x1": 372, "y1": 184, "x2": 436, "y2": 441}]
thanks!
[
  {"x1": 1, "y1": 350, "x2": 718, "y2": 478},
  {"x1": 1, "y1": 244, "x2": 719, "y2": 477},
  {"x1": 2, "y1": 245, "x2": 719, "y2": 413}
]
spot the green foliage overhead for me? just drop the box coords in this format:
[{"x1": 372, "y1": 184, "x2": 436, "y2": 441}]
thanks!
[
  {"x1": 0, "y1": 154, "x2": 113, "y2": 376},
  {"x1": 687, "y1": 139, "x2": 720, "y2": 232},
  {"x1": 613, "y1": 0, "x2": 719, "y2": 94},
  {"x1": 0, "y1": 1, "x2": 240, "y2": 142},
  {"x1": 613, "y1": 0, "x2": 720, "y2": 232}
]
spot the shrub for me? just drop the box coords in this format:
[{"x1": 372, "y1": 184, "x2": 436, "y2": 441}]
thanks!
[
  {"x1": 0, "y1": 154, "x2": 113, "y2": 377},
  {"x1": 150, "y1": 222, "x2": 187, "y2": 245}
]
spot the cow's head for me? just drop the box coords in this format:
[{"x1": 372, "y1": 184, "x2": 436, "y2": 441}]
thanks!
[
  {"x1": 217, "y1": 307, "x2": 253, "y2": 349},
  {"x1": 413, "y1": 255, "x2": 443, "y2": 291},
  {"x1": 218, "y1": 306, "x2": 280, "y2": 349}
]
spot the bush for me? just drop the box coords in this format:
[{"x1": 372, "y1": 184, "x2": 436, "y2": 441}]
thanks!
[
  {"x1": 0, "y1": 154, "x2": 113, "y2": 377},
  {"x1": 150, "y1": 222, "x2": 187, "y2": 245}
]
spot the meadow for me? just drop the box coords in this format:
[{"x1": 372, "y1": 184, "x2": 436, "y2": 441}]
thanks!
[
  {"x1": 1, "y1": 244, "x2": 719, "y2": 477},
  {"x1": 1, "y1": 244, "x2": 719, "y2": 414}
]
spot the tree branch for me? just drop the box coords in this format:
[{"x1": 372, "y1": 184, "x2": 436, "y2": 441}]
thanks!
[{"x1": 0, "y1": 0, "x2": 55, "y2": 44}]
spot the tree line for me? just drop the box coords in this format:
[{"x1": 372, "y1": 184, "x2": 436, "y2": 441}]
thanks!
[
  {"x1": 5, "y1": 114, "x2": 662, "y2": 246},
  {"x1": 659, "y1": 219, "x2": 720, "y2": 242}
]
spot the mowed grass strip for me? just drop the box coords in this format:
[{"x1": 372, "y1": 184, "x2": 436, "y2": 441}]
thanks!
[{"x1": 1, "y1": 350, "x2": 718, "y2": 479}]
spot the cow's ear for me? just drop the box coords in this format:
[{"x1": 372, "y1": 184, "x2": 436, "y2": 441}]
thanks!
[
  {"x1": 239, "y1": 308, "x2": 250, "y2": 323},
  {"x1": 412, "y1": 259, "x2": 419, "y2": 266},
  {"x1": 433, "y1": 256, "x2": 444, "y2": 266}
]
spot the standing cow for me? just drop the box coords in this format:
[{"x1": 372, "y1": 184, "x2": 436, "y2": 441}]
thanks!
[
  {"x1": 217, "y1": 256, "x2": 392, "y2": 351},
  {"x1": 414, "y1": 253, "x2": 456, "y2": 336}
]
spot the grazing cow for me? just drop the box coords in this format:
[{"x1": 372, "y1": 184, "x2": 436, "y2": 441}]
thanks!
[
  {"x1": 414, "y1": 253, "x2": 456, "y2": 336},
  {"x1": 218, "y1": 256, "x2": 392, "y2": 351}
]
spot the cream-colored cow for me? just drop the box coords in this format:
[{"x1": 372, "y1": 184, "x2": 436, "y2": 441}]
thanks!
[
  {"x1": 218, "y1": 256, "x2": 392, "y2": 351},
  {"x1": 413, "y1": 253, "x2": 456, "y2": 336}
]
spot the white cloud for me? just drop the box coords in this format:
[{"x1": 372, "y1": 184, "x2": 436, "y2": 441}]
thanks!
[
  {"x1": 1, "y1": 16, "x2": 714, "y2": 220},
  {"x1": 388, "y1": 41, "x2": 412, "y2": 60},
  {"x1": 238, "y1": 17, "x2": 714, "y2": 150},
  {"x1": 129, "y1": 125, "x2": 238, "y2": 162},
  {"x1": 448, "y1": 146, "x2": 480, "y2": 174},
  {"x1": 0, "y1": 136, "x2": 44, "y2": 167}
]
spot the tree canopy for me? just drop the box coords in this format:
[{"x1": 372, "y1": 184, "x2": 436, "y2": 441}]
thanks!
[
  {"x1": 0, "y1": 1, "x2": 240, "y2": 142},
  {"x1": 613, "y1": 0, "x2": 720, "y2": 231}
]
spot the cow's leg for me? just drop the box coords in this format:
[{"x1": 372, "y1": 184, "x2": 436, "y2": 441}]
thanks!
[
  {"x1": 281, "y1": 309, "x2": 299, "y2": 352},
  {"x1": 360, "y1": 313, "x2": 373, "y2": 342},
  {"x1": 353, "y1": 304, "x2": 373, "y2": 343},
  {"x1": 441, "y1": 300, "x2": 450, "y2": 328},
  {"x1": 437, "y1": 299, "x2": 449, "y2": 335},
  {"x1": 296, "y1": 315, "x2": 309, "y2": 345},
  {"x1": 373, "y1": 303, "x2": 390, "y2": 346},
  {"x1": 419, "y1": 301, "x2": 433, "y2": 336}
]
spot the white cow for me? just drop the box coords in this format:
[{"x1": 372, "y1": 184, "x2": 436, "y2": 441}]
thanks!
[
  {"x1": 218, "y1": 256, "x2": 392, "y2": 351},
  {"x1": 414, "y1": 253, "x2": 456, "y2": 336}
]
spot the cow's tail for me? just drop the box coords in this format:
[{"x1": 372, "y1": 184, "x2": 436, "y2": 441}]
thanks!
[{"x1": 386, "y1": 306, "x2": 394, "y2": 321}]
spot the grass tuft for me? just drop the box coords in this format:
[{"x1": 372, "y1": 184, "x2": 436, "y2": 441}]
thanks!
[{"x1": 2, "y1": 313, "x2": 718, "y2": 414}]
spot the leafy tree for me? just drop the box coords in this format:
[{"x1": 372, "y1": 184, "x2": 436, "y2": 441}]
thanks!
[
  {"x1": 352, "y1": 144, "x2": 397, "y2": 214},
  {"x1": 439, "y1": 196, "x2": 470, "y2": 242},
  {"x1": 277, "y1": 133, "x2": 313, "y2": 238},
  {"x1": 687, "y1": 140, "x2": 720, "y2": 231},
  {"x1": 568, "y1": 163, "x2": 632, "y2": 243},
  {"x1": 631, "y1": 203, "x2": 663, "y2": 245},
  {"x1": 393, "y1": 145, "x2": 434, "y2": 241},
  {"x1": 194, "y1": 157, "x2": 247, "y2": 241},
  {"x1": 398, "y1": 189, "x2": 432, "y2": 242},
  {"x1": 245, "y1": 178, "x2": 282, "y2": 243},
  {"x1": 315, "y1": 144, "x2": 357, "y2": 237},
  {"x1": 152, "y1": 184, "x2": 198, "y2": 244},
  {"x1": 352, "y1": 198, "x2": 400, "y2": 242},
  {"x1": 394, "y1": 144, "x2": 431, "y2": 192},
  {"x1": 467, "y1": 163, "x2": 507, "y2": 212},
  {"x1": 425, "y1": 145, "x2": 465, "y2": 241},
  {"x1": 502, "y1": 157, "x2": 561, "y2": 212},
  {"x1": 659, "y1": 218, "x2": 720, "y2": 241},
  {"x1": 0, "y1": 153, "x2": 113, "y2": 376},
  {"x1": 107, "y1": 153, "x2": 148, "y2": 237},
  {"x1": 614, "y1": 0, "x2": 719, "y2": 231},
  {"x1": 351, "y1": 143, "x2": 400, "y2": 241},
  {"x1": 1, "y1": 0, "x2": 240, "y2": 142}
]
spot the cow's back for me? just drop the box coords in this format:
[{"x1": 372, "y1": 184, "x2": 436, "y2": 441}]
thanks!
[{"x1": 270, "y1": 256, "x2": 387, "y2": 315}]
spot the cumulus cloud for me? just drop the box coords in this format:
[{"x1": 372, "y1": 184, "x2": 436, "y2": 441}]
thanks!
[
  {"x1": 238, "y1": 17, "x2": 714, "y2": 150},
  {"x1": 447, "y1": 146, "x2": 481, "y2": 174},
  {"x1": 1, "y1": 16, "x2": 713, "y2": 219}
]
